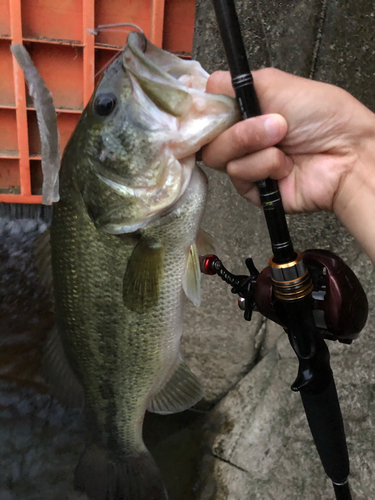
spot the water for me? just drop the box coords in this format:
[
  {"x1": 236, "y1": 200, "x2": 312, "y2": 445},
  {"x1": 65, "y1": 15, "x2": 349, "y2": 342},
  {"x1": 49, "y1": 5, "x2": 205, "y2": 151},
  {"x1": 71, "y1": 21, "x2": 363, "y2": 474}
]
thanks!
[{"x1": 145, "y1": 410, "x2": 207, "y2": 500}]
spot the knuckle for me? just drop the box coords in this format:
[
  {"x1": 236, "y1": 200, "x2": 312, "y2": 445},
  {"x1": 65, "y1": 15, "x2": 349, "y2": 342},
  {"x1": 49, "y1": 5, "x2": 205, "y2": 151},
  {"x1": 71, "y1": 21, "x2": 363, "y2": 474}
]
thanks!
[
  {"x1": 269, "y1": 147, "x2": 284, "y2": 169},
  {"x1": 257, "y1": 67, "x2": 282, "y2": 83},
  {"x1": 232, "y1": 117, "x2": 270, "y2": 154},
  {"x1": 232, "y1": 122, "x2": 252, "y2": 151},
  {"x1": 209, "y1": 70, "x2": 224, "y2": 84},
  {"x1": 206, "y1": 71, "x2": 221, "y2": 93},
  {"x1": 226, "y1": 160, "x2": 240, "y2": 179},
  {"x1": 206, "y1": 71, "x2": 230, "y2": 94}
]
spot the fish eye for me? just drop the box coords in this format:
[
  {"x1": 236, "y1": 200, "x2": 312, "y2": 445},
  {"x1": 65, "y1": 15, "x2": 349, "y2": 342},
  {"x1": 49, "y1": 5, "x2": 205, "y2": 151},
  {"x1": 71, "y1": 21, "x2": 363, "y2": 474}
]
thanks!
[{"x1": 94, "y1": 93, "x2": 117, "y2": 116}]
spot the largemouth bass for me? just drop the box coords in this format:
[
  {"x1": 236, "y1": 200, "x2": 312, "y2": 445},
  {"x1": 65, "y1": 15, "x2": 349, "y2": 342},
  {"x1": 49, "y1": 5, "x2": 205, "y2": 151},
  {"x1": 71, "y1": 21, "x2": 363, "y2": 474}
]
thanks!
[{"x1": 45, "y1": 32, "x2": 238, "y2": 500}]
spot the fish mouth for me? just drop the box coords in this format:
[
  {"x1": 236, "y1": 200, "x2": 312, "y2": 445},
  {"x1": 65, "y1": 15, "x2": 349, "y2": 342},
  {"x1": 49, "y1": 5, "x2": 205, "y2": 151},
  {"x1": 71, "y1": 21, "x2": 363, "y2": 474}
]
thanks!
[
  {"x1": 125, "y1": 31, "x2": 209, "y2": 90},
  {"x1": 123, "y1": 31, "x2": 210, "y2": 118},
  {"x1": 104, "y1": 32, "x2": 238, "y2": 235},
  {"x1": 123, "y1": 31, "x2": 239, "y2": 156},
  {"x1": 135, "y1": 32, "x2": 148, "y2": 54}
]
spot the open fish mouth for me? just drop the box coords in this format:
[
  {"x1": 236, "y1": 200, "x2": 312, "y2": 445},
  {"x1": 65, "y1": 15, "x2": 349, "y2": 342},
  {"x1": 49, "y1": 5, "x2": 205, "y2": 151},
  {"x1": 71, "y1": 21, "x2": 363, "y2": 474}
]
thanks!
[
  {"x1": 124, "y1": 31, "x2": 210, "y2": 113},
  {"x1": 95, "y1": 32, "x2": 239, "y2": 235},
  {"x1": 122, "y1": 31, "x2": 240, "y2": 155}
]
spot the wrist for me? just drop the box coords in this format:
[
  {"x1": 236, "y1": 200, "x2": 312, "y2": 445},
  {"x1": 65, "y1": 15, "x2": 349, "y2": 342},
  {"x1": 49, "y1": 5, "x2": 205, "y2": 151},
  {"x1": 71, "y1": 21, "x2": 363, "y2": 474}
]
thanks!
[{"x1": 333, "y1": 116, "x2": 375, "y2": 262}]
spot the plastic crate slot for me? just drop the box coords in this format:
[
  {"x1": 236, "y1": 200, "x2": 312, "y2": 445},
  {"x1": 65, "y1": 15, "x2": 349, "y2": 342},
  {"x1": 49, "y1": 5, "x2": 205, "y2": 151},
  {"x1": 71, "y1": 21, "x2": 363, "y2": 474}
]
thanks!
[
  {"x1": 0, "y1": 1, "x2": 11, "y2": 38},
  {"x1": 23, "y1": 42, "x2": 84, "y2": 111},
  {"x1": 27, "y1": 110, "x2": 41, "y2": 158},
  {"x1": 57, "y1": 113, "x2": 81, "y2": 154},
  {"x1": 0, "y1": 159, "x2": 21, "y2": 194},
  {"x1": 163, "y1": 0, "x2": 195, "y2": 56},
  {"x1": 22, "y1": 37, "x2": 84, "y2": 47},
  {"x1": 30, "y1": 159, "x2": 43, "y2": 195},
  {"x1": 0, "y1": 40, "x2": 16, "y2": 106},
  {"x1": 0, "y1": 109, "x2": 18, "y2": 155},
  {"x1": 28, "y1": 110, "x2": 81, "y2": 158},
  {"x1": 26, "y1": 107, "x2": 82, "y2": 114},
  {"x1": 21, "y1": 0, "x2": 84, "y2": 43},
  {"x1": 94, "y1": 48, "x2": 121, "y2": 84},
  {"x1": 95, "y1": 0, "x2": 154, "y2": 48}
]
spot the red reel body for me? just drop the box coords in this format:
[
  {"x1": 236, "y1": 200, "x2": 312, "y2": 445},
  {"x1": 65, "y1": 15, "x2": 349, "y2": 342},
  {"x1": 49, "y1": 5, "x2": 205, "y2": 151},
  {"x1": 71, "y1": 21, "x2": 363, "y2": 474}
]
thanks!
[{"x1": 255, "y1": 250, "x2": 368, "y2": 343}]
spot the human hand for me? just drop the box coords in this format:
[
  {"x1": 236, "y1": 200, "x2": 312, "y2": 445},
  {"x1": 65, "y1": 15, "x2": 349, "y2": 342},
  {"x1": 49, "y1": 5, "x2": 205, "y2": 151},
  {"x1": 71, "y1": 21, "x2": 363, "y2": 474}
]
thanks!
[
  {"x1": 203, "y1": 68, "x2": 375, "y2": 214},
  {"x1": 202, "y1": 68, "x2": 375, "y2": 262}
]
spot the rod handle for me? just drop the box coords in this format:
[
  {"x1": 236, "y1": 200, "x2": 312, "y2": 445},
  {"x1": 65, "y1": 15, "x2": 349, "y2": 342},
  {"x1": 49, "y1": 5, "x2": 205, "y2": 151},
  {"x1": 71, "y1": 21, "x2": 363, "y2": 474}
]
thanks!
[
  {"x1": 300, "y1": 376, "x2": 350, "y2": 485},
  {"x1": 333, "y1": 480, "x2": 352, "y2": 500}
]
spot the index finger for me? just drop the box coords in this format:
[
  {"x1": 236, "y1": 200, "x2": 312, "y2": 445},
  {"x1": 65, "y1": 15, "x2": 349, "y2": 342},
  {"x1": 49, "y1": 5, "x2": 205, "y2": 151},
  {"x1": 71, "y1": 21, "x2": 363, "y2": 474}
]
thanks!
[
  {"x1": 202, "y1": 113, "x2": 288, "y2": 171},
  {"x1": 206, "y1": 71, "x2": 234, "y2": 96}
]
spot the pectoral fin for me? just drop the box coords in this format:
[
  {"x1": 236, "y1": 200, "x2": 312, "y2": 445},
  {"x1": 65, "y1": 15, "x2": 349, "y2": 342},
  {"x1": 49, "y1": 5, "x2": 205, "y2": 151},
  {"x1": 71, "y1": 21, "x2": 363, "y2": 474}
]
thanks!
[
  {"x1": 182, "y1": 243, "x2": 201, "y2": 307},
  {"x1": 148, "y1": 357, "x2": 203, "y2": 414},
  {"x1": 123, "y1": 239, "x2": 165, "y2": 314}
]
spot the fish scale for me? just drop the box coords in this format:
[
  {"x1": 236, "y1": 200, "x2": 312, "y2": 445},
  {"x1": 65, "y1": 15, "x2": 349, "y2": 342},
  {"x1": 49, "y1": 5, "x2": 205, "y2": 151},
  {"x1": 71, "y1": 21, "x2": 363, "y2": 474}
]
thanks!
[
  {"x1": 52, "y1": 167, "x2": 206, "y2": 445},
  {"x1": 44, "y1": 31, "x2": 239, "y2": 500}
]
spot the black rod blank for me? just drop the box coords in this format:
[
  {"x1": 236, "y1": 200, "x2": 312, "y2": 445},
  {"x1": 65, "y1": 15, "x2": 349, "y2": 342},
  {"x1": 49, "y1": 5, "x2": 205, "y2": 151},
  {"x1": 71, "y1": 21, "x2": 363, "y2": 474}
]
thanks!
[
  {"x1": 211, "y1": 1, "x2": 352, "y2": 499},
  {"x1": 212, "y1": 0, "x2": 295, "y2": 264}
]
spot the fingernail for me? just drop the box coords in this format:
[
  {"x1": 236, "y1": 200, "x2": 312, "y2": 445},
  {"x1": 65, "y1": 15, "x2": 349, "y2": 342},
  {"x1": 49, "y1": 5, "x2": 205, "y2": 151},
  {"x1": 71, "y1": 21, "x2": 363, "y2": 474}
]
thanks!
[{"x1": 264, "y1": 115, "x2": 282, "y2": 140}]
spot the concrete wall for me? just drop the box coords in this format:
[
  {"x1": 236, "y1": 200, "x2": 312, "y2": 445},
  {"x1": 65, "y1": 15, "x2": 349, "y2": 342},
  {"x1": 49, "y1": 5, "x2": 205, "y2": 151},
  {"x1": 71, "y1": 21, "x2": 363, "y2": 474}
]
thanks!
[
  {"x1": 182, "y1": 0, "x2": 375, "y2": 402},
  {"x1": 190, "y1": 2, "x2": 375, "y2": 498}
]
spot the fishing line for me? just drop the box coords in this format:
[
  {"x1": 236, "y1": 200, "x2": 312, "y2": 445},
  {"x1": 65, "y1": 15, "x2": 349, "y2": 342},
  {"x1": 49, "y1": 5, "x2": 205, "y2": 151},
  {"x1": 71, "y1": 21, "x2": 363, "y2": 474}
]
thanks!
[
  {"x1": 87, "y1": 22, "x2": 143, "y2": 36},
  {"x1": 87, "y1": 23, "x2": 144, "y2": 79},
  {"x1": 94, "y1": 51, "x2": 122, "y2": 79}
]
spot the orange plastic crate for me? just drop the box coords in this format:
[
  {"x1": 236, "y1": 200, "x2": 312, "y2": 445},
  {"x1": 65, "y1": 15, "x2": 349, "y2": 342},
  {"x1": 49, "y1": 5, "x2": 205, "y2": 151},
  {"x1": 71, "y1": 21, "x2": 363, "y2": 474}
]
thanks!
[{"x1": 0, "y1": 0, "x2": 196, "y2": 203}]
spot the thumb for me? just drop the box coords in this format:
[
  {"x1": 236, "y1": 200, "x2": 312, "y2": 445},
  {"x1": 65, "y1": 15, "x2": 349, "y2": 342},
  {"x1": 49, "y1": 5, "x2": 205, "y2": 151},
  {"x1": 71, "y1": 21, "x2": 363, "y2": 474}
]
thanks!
[{"x1": 203, "y1": 113, "x2": 288, "y2": 171}]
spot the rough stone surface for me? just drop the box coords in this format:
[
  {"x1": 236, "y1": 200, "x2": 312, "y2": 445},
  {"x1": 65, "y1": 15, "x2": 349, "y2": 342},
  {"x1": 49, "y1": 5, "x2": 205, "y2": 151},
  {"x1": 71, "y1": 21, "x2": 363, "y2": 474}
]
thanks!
[
  {"x1": 0, "y1": 216, "x2": 53, "y2": 389},
  {"x1": 193, "y1": 0, "x2": 375, "y2": 498},
  {"x1": 187, "y1": 0, "x2": 372, "y2": 405},
  {"x1": 194, "y1": 0, "x2": 324, "y2": 76},
  {"x1": 315, "y1": 1, "x2": 375, "y2": 110},
  {"x1": 199, "y1": 312, "x2": 375, "y2": 500},
  {"x1": 181, "y1": 173, "x2": 268, "y2": 403},
  {"x1": 0, "y1": 376, "x2": 206, "y2": 500}
]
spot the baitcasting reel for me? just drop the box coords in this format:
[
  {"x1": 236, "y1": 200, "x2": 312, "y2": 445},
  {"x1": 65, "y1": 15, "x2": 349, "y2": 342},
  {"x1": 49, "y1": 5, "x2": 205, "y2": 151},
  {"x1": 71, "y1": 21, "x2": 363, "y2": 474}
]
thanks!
[{"x1": 200, "y1": 249, "x2": 368, "y2": 344}]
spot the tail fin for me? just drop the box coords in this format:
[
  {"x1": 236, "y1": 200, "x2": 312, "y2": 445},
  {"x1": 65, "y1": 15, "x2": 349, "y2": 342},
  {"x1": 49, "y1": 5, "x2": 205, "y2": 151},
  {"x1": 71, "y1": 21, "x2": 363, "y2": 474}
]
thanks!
[{"x1": 74, "y1": 444, "x2": 168, "y2": 500}]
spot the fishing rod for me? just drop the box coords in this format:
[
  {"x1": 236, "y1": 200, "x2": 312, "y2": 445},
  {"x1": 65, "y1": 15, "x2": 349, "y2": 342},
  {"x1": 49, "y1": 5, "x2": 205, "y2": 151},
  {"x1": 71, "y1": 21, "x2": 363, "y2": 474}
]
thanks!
[{"x1": 200, "y1": 1, "x2": 369, "y2": 499}]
